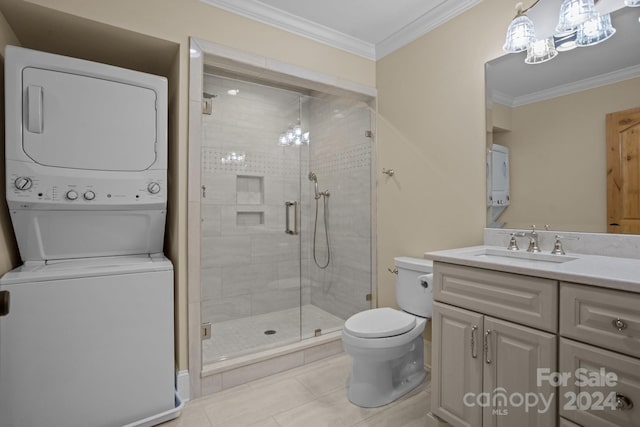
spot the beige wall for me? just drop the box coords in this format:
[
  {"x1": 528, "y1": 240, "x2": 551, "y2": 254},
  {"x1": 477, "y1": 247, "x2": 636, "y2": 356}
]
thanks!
[
  {"x1": 375, "y1": 0, "x2": 517, "y2": 365},
  {"x1": 2, "y1": 0, "x2": 376, "y2": 372},
  {"x1": 0, "y1": 11, "x2": 21, "y2": 275},
  {"x1": 376, "y1": 0, "x2": 512, "y2": 307},
  {"x1": 494, "y1": 76, "x2": 640, "y2": 232}
]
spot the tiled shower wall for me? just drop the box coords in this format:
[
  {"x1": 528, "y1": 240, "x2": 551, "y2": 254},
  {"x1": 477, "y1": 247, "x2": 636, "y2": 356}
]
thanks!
[
  {"x1": 200, "y1": 73, "x2": 372, "y2": 340},
  {"x1": 305, "y1": 98, "x2": 372, "y2": 321},
  {"x1": 200, "y1": 75, "x2": 309, "y2": 327}
]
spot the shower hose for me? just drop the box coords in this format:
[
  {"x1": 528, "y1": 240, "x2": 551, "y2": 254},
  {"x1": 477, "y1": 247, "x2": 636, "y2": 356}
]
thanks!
[{"x1": 312, "y1": 193, "x2": 331, "y2": 269}]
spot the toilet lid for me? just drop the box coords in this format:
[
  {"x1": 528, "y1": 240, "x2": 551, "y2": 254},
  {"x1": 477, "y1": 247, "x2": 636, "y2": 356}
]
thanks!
[{"x1": 344, "y1": 307, "x2": 416, "y2": 338}]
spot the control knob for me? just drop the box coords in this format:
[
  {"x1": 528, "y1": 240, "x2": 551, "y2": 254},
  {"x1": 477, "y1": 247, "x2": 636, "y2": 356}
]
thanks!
[
  {"x1": 14, "y1": 177, "x2": 33, "y2": 191},
  {"x1": 83, "y1": 191, "x2": 96, "y2": 201},
  {"x1": 66, "y1": 190, "x2": 79, "y2": 201},
  {"x1": 147, "y1": 182, "x2": 161, "y2": 194}
]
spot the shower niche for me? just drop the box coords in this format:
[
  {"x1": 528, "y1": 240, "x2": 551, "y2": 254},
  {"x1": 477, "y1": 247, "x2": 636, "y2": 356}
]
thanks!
[
  {"x1": 199, "y1": 73, "x2": 374, "y2": 366},
  {"x1": 236, "y1": 175, "x2": 264, "y2": 226},
  {"x1": 236, "y1": 175, "x2": 263, "y2": 205}
]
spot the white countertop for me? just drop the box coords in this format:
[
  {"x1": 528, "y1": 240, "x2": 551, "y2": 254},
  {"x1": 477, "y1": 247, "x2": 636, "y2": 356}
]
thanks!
[{"x1": 425, "y1": 245, "x2": 640, "y2": 293}]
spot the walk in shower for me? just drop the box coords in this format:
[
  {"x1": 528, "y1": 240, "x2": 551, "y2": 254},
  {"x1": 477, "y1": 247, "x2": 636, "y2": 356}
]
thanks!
[{"x1": 199, "y1": 73, "x2": 374, "y2": 365}]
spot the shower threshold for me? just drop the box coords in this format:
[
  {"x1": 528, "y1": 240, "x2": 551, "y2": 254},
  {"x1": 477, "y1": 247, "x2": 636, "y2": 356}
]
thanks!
[{"x1": 202, "y1": 304, "x2": 344, "y2": 366}]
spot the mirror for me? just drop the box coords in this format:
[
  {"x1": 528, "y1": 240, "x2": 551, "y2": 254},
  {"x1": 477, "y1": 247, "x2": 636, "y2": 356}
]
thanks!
[{"x1": 485, "y1": 5, "x2": 640, "y2": 233}]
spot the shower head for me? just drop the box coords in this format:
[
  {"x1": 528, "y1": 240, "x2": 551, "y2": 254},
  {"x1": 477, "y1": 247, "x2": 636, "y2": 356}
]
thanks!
[{"x1": 308, "y1": 172, "x2": 317, "y2": 182}]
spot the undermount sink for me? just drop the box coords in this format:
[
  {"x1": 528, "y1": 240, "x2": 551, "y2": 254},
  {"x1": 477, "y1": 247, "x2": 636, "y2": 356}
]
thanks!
[{"x1": 473, "y1": 247, "x2": 578, "y2": 264}]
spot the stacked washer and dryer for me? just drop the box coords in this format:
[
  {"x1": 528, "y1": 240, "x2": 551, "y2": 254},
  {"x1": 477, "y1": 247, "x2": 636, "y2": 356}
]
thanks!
[{"x1": 0, "y1": 46, "x2": 179, "y2": 426}]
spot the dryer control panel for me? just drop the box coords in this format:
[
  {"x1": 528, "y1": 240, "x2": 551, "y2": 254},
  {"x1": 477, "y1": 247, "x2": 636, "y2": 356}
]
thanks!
[{"x1": 7, "y1": 162, "x2": 166, "y2": 210}]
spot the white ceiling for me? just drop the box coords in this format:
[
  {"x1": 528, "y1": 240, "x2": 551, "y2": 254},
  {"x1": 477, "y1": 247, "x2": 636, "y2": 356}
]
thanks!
[{"x1": 200, "y1": 0, "x2": 481, "y2": 60}]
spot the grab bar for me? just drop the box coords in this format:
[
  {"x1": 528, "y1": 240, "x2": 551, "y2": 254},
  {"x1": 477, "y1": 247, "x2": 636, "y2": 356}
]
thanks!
[{"x1": 285, "y1": 201, "x2": 298, "y2": 235}]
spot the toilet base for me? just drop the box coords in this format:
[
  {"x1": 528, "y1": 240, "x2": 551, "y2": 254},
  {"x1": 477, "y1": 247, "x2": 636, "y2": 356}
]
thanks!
[
  {"x1": 347, "y1": 366, "x2": 426, "y2": 408},
  {"x1": 346, "y1": 335, "x2": 426, "y2": 408}
]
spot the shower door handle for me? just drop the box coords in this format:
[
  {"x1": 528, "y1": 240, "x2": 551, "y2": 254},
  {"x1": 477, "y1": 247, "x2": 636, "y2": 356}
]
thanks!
[{"x1": 285, "y1": 201, "x2": 298, "y2": 235}]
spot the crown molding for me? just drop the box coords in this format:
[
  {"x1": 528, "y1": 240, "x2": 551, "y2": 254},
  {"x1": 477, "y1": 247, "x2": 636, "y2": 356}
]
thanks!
[
  {"x1": 494, "y1": 64, "x2": 640, "y2": 107},
  {"x1": 201, "y1": 0, "x2": 376, "y2": 59},
  {"x1": 201, "y1": 0, "x2": 481, "y2": 61},
  {"x1": 375, "y1": 0, "x2": 482, "y2": 60}
]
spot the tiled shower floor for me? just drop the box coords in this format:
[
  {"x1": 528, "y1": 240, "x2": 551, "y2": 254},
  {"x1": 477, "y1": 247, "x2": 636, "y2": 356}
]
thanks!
[{"x1": 202, "y1": 305, "x2": 345, "y2": 364}]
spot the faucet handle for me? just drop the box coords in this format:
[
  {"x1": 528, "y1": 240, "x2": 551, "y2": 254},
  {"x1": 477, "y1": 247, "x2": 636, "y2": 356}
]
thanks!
[
  {"x1": 507, "y1": 233, "x2": 519, "y2": 251},
  {"x1": 551, "y1": 235, "x2": 566, "y2": 255}
]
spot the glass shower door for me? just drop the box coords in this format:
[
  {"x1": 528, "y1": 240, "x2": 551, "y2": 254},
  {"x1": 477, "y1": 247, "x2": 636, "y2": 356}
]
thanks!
[
  {"x1": 199, "y1": 75, "x2": 305, "y2": 364},
  {"x1": 302, "y1": 95, "x2": 374, "y2": 339}
]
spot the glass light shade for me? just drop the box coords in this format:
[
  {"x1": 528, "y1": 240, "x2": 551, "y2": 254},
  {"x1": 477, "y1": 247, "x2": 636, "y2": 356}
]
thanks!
[
  {"x1": 286, "y1": 127, "x2": 296, "y2": 143},
  {"x1": 302, "y1": 131, "x2": 310, "y2": 144},
  {"x1": 525, "y1": 38, "x2": 558, "y2": 64},
  {"x1": 278, "y1": 133, "x2": 289, "y2": 146},
  {"x1": 576, "y1": 13, "x2": 616, "y2": 46},
  {"x1": 556, "y1": 0, "x2": 598, "y2": 35},
  {"x1": 554, "y1": 32, "x2": 578, "y2": 51},
  {"x1": 293, "y1": 124, "x2": 302, "y2": 137},
  {"x1": 503, "y1": 15, "x2": 536, "y2": 53},
  {"x1": 625, "y1": 0, "x2": 640, "y2": 6}
]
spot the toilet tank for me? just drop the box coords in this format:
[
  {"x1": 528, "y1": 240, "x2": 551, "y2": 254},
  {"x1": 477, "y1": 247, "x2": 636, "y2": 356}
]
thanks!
[{"x1": 394, "y1": 257, "x2": 433, "y2": 318}]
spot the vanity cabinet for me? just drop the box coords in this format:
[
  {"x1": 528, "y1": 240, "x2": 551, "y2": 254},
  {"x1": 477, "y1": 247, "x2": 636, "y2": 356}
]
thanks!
[
  {"x1": 558, "y1": 283, "x2": 640, "y2": 427},
  {"x1": 431, "y1": 263, "x2": 557, "y2": 427}
]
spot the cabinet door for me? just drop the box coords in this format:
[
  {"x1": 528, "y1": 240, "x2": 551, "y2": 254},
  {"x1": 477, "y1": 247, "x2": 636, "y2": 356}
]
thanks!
[
  {"x1": 432, "y1": 302, "x2": 484, "y2": 427},
  {"x1": 483, "y1": 316, "x2": 557, "y2": 427}
]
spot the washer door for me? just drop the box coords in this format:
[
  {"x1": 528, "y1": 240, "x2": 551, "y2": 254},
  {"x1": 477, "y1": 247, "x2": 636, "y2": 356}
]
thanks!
[{"x1": 22, "y1": 67, "x2": 158, "y2": 171}]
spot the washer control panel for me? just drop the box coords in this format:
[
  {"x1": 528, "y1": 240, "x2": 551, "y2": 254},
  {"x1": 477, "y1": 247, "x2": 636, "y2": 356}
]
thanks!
[{"x1": 7, "y1": 163, "x2": 166, "y2": 209}]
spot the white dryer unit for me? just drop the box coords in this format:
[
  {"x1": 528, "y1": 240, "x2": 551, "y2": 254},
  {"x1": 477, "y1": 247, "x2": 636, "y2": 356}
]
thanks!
[{"x1": 5, "y1": 46, "x2": 168, "y2": 261}]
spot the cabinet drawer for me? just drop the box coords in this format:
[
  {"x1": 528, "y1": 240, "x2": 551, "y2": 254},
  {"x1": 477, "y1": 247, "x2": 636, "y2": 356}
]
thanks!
[
  {"x1": 560, "y1": 338, "x2": 640, "y2": 427},
  {"x1": 560, "y1": 283, "x2": 640, "y2": 358},
  {"x1": 434, "y1": 263, "x2": 558, "y2": 332}
]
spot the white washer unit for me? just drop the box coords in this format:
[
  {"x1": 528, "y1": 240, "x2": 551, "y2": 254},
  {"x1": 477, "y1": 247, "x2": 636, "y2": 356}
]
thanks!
[
  {"x1": 0, "y1": 46, "x2": 179, "y2": 427},
  {"x1": 4, "y1": 45, "x2": 168, "y2": 261},
  {"x1": 0, "y1": 255, "x2": 175, "y2": 427}
]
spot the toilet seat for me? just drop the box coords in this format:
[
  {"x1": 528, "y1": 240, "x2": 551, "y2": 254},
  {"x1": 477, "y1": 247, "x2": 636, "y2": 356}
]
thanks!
[{"x1": 344, "y1": 307, "x2": 416, "y2": 338}]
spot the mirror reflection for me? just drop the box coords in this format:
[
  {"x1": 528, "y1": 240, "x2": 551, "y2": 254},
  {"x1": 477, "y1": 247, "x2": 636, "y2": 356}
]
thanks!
[{"x1": 486, "y1": 5, "x2": 640, "y2": 233}]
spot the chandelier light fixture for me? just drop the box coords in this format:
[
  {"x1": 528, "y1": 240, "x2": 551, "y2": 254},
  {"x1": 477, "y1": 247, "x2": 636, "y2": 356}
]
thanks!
[
  {"x1": 504, "y1": 0, "x2": 627, "y2": 64},
  {"x1": 277, "y1": 120, "x2": 310, "y2": 147}
]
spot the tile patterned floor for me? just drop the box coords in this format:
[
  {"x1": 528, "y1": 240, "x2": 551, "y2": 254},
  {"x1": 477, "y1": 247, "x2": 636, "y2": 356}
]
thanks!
[
  {"x1": 162, "y1": 353, "x2": 431, "y2": 427},
  {"x1": 202, "y1": 305, "x2": 345, "y2": 363}
]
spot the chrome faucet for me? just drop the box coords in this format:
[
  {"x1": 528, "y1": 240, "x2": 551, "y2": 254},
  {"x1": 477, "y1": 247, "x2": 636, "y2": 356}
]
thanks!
[
  {"x1": 551, "y1": 235, "x2": 566, "y2": 255},
  {"x1": 525, "y1": 225, "x2": 541, "y2": 253},
  {"x1": 507, "y1": 232, "x2": 525, "y2": 250}
]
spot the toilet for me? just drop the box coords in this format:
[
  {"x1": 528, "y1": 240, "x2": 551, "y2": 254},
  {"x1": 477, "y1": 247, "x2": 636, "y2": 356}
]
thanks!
[{"x1": 342, "y1": 256, "x2": 433, "y2": 408}]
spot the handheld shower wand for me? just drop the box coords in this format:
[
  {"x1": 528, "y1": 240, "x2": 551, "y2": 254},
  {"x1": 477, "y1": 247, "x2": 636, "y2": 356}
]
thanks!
[
  {"x1": 308, "y1": 172, "x2": 329, "y2": 200},
  {"x1": 308, "y1": 172, "x2": 330, "y2": 269}
]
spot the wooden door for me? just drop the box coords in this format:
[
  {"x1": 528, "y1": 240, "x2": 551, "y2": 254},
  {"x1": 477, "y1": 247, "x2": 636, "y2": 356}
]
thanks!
[
  {"x1": 607, "y1": 107, "x2": 640, "y2": 234},
  {"x1": 482, "y1": 317, "x2": 557, "y2": 427},
  {"x1": 432, "y1": 302, "x2": 484, "y2": 427}
]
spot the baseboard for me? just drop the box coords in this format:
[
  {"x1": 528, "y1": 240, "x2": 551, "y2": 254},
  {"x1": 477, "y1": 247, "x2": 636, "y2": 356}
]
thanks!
[{"x1": 176, "y1": 370, "x2": 190, "y2": 402}]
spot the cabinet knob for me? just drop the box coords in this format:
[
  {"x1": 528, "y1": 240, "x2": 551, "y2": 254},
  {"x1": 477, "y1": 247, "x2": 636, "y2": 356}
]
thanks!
[
  {"x1": 616, "y1": 393, "x2": 633, "y2": 411},
  {"x1": 612, "y1": 318, "x2": 627, "y2": 332}
]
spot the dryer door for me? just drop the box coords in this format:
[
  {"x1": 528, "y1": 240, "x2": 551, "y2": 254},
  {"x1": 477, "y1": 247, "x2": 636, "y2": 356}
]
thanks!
[{"x1": 22, "y1": 67, "x2": 158, "y2": 171}]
